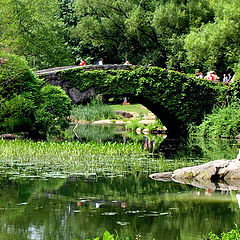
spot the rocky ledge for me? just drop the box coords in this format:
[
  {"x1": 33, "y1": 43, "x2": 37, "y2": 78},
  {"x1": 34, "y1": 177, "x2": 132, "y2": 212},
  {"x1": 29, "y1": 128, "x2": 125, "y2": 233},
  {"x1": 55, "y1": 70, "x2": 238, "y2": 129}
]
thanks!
[{"x1": 149, "y1": 159, "x2": 240, "y2": 191}]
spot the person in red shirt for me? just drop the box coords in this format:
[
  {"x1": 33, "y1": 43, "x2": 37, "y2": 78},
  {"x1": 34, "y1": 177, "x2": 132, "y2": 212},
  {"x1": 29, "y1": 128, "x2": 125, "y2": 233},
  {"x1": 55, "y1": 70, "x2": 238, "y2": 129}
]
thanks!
[
  {"x1": 207, "y1": 73, "x2": 215, "y2": 81},
  {"x1": 80, "y1": 58, "x2": 86, "y2": 66}
]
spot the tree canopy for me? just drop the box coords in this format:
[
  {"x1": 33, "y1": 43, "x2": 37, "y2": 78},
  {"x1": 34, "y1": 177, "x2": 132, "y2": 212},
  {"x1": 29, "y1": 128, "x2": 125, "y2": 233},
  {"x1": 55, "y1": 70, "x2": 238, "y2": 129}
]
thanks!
[{"x1": 0, "y1": 0, "x2": 239, "y2": 75}]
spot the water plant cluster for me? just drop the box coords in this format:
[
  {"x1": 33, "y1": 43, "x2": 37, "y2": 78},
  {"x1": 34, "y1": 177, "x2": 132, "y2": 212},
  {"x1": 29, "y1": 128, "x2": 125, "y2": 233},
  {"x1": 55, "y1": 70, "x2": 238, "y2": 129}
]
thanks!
[
  {"x1": 0, "y1": 140, "x2": 156, "y2": 178},
  {"x1": 83, "y1": 231, "x2": 141, "y2": 240},
  {"x1": 207, "y1": 226, "x2": 240, "y2": 240},
  {"x1": 82, "y1": 227, "x2": 240, "y2": 240},
  {"x1": 0, "y1": 138, "x2": 214, "y2": 179}
]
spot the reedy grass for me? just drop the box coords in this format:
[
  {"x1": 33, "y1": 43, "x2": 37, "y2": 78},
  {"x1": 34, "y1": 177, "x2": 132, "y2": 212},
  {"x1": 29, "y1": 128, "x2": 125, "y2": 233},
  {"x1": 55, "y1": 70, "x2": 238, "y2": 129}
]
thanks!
[
  {"x1": 71, "y1": 99, "x2": 116, "y2": 122},
  {"x1": 0, "y1": 140, "x2": 154, "y2": 177}
]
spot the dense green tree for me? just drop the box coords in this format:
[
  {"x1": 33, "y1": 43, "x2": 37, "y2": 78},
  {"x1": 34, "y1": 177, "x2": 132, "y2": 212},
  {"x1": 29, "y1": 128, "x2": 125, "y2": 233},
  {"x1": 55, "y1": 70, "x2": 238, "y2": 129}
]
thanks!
[
  {"x1": 184, "y1": 0, "x2": 240, "y2": 75},
  {"x1": 1, "y1": 0, "x2": 239, "y2": 74},
  {"x1": 0, "y1": 0, "x2": 74, "y2": 69},
  {"x1": 72, "y1": 0, "x2": 213, "y2": 68}
]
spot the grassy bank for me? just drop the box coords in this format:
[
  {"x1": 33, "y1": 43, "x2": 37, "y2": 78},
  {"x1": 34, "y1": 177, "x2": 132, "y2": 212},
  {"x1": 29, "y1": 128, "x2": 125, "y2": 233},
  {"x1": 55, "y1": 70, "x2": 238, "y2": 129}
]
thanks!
[
  {"x1": 108, "y1": 104, "x2": 151, "y2": 116},
  {"x1": 71, "y1": 99, "x2": 153, "y2": 123}
]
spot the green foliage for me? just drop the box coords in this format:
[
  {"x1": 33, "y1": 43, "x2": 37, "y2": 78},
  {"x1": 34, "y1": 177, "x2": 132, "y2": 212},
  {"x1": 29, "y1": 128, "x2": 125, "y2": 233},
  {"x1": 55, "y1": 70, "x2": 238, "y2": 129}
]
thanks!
[
  {"x1": 0, "y1": 51, "x2": 38, "y2": 98},
  {"x1": 207, "y1": 226, "x2": 240, "y2": 240},
  {"x1": 184, "y1": 0, "x2": 240, "y2": 75},
  {"x1": 84, "y1": 231, "x2": 135, "y2": 240},
  {"x1": 71, "y1": 98, "x2": 115, "y2": 122},
  {"x1": 146, "y1": 119, "x2": 164, "y2": 132},
  {"x1": 0, "y1": 0, "x2": 74, "y2": 69},
  {"x1": 72, "y1": 0, "x2": 213, "y2": 68},
  {"x1": 33, "y1": 85, "x2": 72, "y2": 138},
  {"x1": 0, "y1": 0, "x2": 239, "y2": 74},
  {"x1": 0, "y1": 94, "x2": 35, "y2": 133},
  {"x1": 125, "y1": 119, "x2": 145, "y2": 131},
  {"x1": 0, "y1": 52, "x2": 72, "y2": 138},
  {"x1": 190, "y1": 103, "x2": 240, "y2": 138},
  {"x1": 189, "y1": 62, "x2": 240, "y2": 138}
]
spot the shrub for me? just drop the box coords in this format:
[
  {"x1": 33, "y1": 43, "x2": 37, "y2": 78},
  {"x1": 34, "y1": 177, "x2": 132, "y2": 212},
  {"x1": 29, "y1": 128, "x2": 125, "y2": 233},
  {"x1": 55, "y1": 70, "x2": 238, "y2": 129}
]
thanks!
[
  {"x1": 0, "y1": 51, "x2": 72, "y2": 139},
  {"x1": 190, "y1": 102, "x2": 240, "y2": 138},
  {"x1": 32, "y1": 85, "x2": 72, "y2": 138},
  {"x1": 0, "y1": 94, "x2": 35, "y2": 134}
]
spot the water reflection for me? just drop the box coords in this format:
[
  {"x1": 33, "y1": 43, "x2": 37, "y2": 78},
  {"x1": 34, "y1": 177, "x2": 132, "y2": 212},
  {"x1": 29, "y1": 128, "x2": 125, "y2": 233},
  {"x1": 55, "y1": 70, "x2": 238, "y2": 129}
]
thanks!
[
  {"x1": 65, "y1": 124, "x2": 238, "y2": 160},
  {"x1": 0, "y1": 175, "x2": 240, "y2": 240},
  {"x1": 1, "y1": 124, "x2": 240, "y2": 239}
]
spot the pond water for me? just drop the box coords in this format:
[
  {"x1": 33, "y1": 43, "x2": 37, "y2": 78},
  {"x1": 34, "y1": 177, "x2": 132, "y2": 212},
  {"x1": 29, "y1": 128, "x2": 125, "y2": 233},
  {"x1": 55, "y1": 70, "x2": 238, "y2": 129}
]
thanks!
[{"x1": 1, "y1": 124, "x2": 240, "y2": 240}]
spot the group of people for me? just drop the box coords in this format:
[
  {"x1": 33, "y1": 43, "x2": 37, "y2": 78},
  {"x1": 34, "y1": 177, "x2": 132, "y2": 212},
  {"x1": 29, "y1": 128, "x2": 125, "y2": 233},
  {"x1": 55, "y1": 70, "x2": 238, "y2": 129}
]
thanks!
[
  {"x1": 79, "y1": 60, "x2": 234, "y2": 83},
  {"x1": 222, "y1": 73, "x2": 233, "y2": 83},
  {"x1": 79, "y1": 58, "x2": 153, "y2": 67},
  {"x1": 79, "y1": 58, "x2": 103, "y2": 66},
  {"x1": 196, "y1": 71, "x2": 217, "y2": 81},
  {"x1": 196, "y1": 71, "x2": 233, "y2": 83}
]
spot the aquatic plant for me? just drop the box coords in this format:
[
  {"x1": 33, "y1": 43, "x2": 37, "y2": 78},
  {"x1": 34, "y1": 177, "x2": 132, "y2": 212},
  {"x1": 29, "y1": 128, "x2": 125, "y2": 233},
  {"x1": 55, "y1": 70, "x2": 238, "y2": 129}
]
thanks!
[
  {"x1": 83, "y1": 231, "x2": 145, "y2": 240},
  {"x1": 207, "y1": 226, "x2": 240, "y2": 240},
  {"x1": 0, "y1": 140, "x2": 152, "y2": 178},
  {"x1": 0, "y1": 139, "x2": 207, "y2": 179}
]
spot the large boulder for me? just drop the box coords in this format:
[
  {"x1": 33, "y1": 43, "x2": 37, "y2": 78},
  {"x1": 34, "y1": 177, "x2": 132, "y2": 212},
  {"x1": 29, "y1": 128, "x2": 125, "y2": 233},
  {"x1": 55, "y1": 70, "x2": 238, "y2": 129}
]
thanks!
[
  {"x1": 150, "y1": 159, "x2": 240, "y2": 181},
  {"x1": 149, "y1": 159, "x2": 240, "y2": 191}
]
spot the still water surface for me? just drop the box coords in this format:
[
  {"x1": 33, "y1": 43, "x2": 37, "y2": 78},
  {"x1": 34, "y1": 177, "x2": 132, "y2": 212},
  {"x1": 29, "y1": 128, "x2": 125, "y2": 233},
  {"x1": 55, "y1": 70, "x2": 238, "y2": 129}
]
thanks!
[{"x1": 1, "y1": 125, "x2": 240, "y2": 240}]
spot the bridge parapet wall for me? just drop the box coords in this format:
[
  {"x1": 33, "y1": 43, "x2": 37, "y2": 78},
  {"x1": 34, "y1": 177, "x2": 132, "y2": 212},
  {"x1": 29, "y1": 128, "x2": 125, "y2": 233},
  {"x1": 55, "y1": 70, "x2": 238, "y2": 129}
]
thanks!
[{"x1": 35, "y1": 64, "x2": 133, "y2": 76}]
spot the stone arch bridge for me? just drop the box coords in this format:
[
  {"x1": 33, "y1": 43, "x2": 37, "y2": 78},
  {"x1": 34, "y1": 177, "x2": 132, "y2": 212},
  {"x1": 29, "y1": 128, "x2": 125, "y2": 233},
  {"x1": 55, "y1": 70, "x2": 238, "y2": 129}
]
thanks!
[{"x1": 35, "y1": 65, "x2": 220, "y2": 135}]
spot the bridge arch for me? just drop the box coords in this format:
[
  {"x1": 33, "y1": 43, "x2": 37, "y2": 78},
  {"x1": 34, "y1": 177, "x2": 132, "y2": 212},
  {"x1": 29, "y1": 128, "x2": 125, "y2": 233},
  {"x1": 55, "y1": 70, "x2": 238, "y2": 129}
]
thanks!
[{"x1": 36, "y1": 66, "x2": 220, "y2": 135}]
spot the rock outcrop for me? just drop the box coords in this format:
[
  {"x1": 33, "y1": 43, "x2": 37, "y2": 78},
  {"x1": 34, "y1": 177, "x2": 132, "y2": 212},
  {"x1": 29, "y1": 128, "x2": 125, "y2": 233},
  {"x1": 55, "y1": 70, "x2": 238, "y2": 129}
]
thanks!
[{"x1": 149, "y1": 159, "x2": 240, "y2": 191}]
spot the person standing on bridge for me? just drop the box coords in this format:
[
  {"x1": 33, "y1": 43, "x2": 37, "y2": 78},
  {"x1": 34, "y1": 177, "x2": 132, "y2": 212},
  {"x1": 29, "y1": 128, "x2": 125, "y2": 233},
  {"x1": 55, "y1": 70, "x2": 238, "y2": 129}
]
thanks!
[
  {"x1": 80, "y1": 59, "x2": 86, "y2": 66},
  {"x1": 97, "y1": 58, "x2": 103, "y2": 65}
]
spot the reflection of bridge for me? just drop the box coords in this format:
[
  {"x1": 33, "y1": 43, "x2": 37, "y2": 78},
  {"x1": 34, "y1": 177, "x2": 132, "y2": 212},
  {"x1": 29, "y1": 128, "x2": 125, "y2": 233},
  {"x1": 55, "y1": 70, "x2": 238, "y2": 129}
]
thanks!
[{"x1": 35, "y1": 65, "x2": 220, "y2": 135}]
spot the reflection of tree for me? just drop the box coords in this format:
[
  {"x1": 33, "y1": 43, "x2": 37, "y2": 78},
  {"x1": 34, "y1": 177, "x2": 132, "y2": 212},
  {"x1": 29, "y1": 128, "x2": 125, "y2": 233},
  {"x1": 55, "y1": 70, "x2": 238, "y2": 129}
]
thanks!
[
  {"x1": 0, "y1": 176, "x2": 239, "y2": 239},
  {"x1": 157, "y1": 136, "x2": 238, "y2": 161},
  {"x1": 64, "y1": 124, "x2": 124, "y2": 142},
  {"x1": 0, "y1": 177, "x2": 66, "y2": 239}
]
